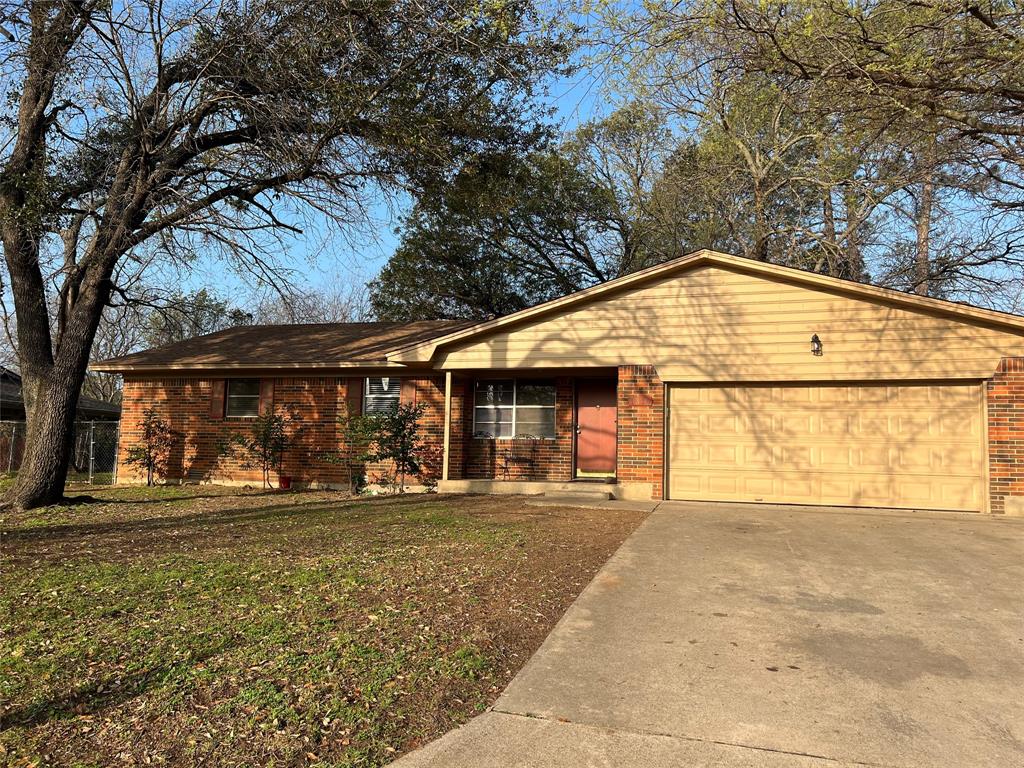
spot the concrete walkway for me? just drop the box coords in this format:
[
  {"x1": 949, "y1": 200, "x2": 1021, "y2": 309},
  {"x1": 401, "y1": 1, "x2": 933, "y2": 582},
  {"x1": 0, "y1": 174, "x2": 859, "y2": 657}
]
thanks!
[{"x1": 393, "y1": 502, "x2": 1024, "y2": 767}]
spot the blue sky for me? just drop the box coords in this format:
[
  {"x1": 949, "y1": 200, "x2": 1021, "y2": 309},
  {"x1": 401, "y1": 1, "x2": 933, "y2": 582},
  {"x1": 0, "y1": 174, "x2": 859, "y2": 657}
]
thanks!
[{"x1": 186, "y1": 66, "x2": 611, "y2": 306}]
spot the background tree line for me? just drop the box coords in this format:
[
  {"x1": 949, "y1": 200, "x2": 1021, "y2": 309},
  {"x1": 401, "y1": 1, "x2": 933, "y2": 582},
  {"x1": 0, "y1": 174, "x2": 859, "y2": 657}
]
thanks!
[{"x1": 371, "y1": 0, "x2": 1024, "y2": 319}]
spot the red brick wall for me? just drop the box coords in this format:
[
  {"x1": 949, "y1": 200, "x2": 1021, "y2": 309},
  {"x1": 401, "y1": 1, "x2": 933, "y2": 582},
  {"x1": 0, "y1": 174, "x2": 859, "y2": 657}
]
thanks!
[
  {"x1": 117, "y1": 375, "x2": 445, "y2": 488},
  {"x1": 987, "y1": 358, "x2": 1024, "y2": 514},
  {"x1": 404, "y1": 377, "x2": 445, "y2": 482},
  {"x1": 447, "y1": 378, "x2": 467, "y2": 480},
  {"x1": 460, "y1": 377, "x2": 575, "y2": 481},
  {"x1": 616, "y1": 365, "x2": 664, "y2": 499}
]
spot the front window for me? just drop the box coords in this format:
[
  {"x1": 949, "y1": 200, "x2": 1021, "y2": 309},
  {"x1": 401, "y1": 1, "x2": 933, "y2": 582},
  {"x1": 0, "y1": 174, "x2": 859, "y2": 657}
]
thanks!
[
  {"x1": 226, "y1": 379, "x2": 260, "y2": 417},
  {"x1": 364, "y1": 377, "x2": 401, "y2": 413},
  {"x1": 474, "y1": 379, "x2": 556, "y2": 439}
]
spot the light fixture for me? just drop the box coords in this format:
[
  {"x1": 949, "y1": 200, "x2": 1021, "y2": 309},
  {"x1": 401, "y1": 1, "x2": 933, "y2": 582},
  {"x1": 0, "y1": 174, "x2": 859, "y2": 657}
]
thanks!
[
  {"x1": 810, "y1": 334, "x2": 823, "y2": 356},
  {"x1": 381, "y1": 377, "x2": 390, "y2": 390}
]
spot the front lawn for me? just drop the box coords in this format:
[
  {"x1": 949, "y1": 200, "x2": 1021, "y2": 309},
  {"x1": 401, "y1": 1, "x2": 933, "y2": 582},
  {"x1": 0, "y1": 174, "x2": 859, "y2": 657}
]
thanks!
[{"x1": 0, "y1": 487, "x2": 646, "y2": 767}]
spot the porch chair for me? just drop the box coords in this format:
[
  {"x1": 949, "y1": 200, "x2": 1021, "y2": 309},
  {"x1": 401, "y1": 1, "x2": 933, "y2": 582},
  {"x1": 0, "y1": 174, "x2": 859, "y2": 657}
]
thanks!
[{"x1": 498, "y1": 437, "x2": 540, "y2": 480}]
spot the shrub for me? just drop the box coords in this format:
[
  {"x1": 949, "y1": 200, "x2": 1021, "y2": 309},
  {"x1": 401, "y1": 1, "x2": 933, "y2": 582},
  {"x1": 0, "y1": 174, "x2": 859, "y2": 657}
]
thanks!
[
  {"x1": 123, "y1": 408, "x2": 178, "y2": 486},
  {"x1": 230, "y1": 413, "x2": 292, "y2": 490}
]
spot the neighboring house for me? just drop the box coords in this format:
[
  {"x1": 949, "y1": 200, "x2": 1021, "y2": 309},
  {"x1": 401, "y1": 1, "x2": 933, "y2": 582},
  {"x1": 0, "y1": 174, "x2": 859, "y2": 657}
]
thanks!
[
  {"x1": 93, "y1": 250, "x2": 1024, "y2": 514},
  {"x1": 1, "y1": 366, "x2": 121, "y2": 421}
]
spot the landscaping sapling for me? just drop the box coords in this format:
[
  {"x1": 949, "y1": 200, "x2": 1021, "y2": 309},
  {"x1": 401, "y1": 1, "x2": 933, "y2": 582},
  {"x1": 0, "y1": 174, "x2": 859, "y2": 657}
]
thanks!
[{"x1": 122, "y1": 408, "x2": 179, "y2": 486}]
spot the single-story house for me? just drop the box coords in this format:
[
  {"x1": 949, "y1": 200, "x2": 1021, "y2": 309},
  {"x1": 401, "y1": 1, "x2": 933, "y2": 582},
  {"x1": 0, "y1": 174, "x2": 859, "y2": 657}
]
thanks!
[
  {"x1": 93, "y1": 249, "x2": 1024, "y2": 514},
  {"x1": 1, "y1": 365, "x2": 122, "y2": 421}
]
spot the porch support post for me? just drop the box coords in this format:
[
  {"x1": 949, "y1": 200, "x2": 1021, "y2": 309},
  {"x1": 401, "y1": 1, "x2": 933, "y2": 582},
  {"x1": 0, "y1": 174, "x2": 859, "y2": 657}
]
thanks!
[{"x1": 442, "y1": 370, "x2": 452, "y2": 481}]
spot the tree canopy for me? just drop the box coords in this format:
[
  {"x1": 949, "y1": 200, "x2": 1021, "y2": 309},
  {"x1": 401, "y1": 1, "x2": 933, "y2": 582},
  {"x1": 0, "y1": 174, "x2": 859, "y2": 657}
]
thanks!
[
  {"x1": 375, "y1": 0, "x2": 1024, "y2": 320},
  {"x1": 0, "y1": 0, "x2": 571, "y2": 508}
]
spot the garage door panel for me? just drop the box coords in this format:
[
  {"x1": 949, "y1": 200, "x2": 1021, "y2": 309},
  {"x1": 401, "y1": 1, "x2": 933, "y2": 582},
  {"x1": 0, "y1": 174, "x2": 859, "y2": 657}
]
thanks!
[
  {"x1": 707, "y1": 444, "x2": 739, "y2": 466},
  {"x1": 781, "y1": 445, "x2": 812, "y2": 467},
  {"x1": 854, "y1": 447, "x2": 891, "y2": 471},
  {"x1": 820, "y1": 415, "x2": 855, "y2": 436},
  {"x1": 668, "y1": 383, "x2": 984, "y2": 511},
  {"x1": 819, "y1": 446, "x2": 852, "y2": 468},
  {"x1": 938, "y1": 413, "x2": 979, "y2": 436},
  {"x1": 779, "y1": 414, "x2": 814, "y2": 433}
]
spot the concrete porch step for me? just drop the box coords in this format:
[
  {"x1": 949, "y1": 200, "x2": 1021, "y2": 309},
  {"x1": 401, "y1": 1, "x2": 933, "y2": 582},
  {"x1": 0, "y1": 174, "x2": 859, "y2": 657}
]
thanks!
[
  {"x1": 436, "y1": 478, "x2": 656, "y2": 502},
  {"x1": 541, "y1": 488, "x2": 613, "y2": 501}
]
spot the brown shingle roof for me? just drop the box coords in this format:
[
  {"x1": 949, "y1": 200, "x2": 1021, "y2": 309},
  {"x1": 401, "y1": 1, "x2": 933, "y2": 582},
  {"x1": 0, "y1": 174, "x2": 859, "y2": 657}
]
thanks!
[{"x1": 90, "y1": 321, "x2": 473, "y2": 372}]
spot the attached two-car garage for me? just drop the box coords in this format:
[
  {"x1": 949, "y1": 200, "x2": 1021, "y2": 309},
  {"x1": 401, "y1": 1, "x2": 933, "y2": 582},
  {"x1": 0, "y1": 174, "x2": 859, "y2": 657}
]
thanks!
[
  {"x1": 667, "y1": 382, "x2": 986, "y2": 511},
  {"x1": 409, "y1": 250, "x2": 1024, "y2": 511}
]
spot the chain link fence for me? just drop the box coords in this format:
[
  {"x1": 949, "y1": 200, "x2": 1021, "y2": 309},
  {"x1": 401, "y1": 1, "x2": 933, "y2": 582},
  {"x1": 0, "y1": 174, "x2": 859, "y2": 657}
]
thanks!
[{"x1": 0, "y1": 420, "x2": 121, "y2": 485}]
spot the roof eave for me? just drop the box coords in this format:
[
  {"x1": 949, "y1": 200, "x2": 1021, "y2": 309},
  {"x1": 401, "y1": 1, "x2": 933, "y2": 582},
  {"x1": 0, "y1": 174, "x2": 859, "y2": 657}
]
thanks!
[{"x1": 89, "y1": 360, "x2": 420, "y2": 374}]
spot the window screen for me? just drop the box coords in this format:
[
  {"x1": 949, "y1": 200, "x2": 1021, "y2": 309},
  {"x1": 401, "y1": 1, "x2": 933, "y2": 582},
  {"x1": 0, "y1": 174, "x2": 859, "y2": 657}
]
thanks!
[
  {"x1": 226, "y1": 379, "x2": 260, "y2": 417},
  {"x1": 364, "y1": 377, "x2": 401, "y2": 413}
]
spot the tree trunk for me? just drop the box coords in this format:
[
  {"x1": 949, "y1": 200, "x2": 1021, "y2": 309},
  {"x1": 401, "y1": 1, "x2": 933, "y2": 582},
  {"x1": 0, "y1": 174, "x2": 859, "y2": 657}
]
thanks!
[
  {"x1": 752, "y1": 181, "x2": 769, "y2": 261},
  {"x1": 915, "y1": 171, "x2": 933, "y2": 296},
  {"x1": 9, "y1": 368, "x2": 86, "y2": 508},
  {"x1": 822, "y1": 189, "x2": 838, "y2": 274},
  {"x1": 914, "y1": 133, "x2": 937, "y2": 296},
  {"x1": 842, "y1": 188, "x2": 865, "y2": 280},
  {"x1": 5, "y1": 263, "x2": 111, "y2": 509}
]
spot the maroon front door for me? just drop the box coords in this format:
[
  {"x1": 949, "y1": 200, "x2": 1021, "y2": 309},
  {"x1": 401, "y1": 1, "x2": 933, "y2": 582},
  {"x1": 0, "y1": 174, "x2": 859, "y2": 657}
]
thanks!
[{"x1": 575, "y1": 380, "x2": 617, "y2": 475}]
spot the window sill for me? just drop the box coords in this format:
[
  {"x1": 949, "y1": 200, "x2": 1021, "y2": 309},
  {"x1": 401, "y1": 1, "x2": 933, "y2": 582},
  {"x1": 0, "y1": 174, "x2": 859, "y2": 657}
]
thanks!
[{"x1": 472, "y1": 436, "x2": 557, "y2": 442}]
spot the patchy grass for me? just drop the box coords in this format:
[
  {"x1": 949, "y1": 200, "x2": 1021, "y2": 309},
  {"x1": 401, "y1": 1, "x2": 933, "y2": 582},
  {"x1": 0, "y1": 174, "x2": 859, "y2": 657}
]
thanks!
[{"x1": 0, "y1": 487, "x2": 647, "y2": 767}]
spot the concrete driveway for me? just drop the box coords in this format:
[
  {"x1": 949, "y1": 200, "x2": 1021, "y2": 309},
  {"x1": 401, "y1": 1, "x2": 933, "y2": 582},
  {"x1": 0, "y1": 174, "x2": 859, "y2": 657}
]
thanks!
[{"x1": 394, "y1": 502, "x2": 1024, "y2": 767}]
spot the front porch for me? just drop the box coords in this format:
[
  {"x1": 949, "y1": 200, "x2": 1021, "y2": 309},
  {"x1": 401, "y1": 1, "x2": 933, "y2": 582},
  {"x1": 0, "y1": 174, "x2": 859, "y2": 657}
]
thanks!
[
  {"x1": 437, "y1": 478, "x2": 656, "y2": 501},
  {"x1": 437, "y1": 366, "x2": 665, "y2": 501}
]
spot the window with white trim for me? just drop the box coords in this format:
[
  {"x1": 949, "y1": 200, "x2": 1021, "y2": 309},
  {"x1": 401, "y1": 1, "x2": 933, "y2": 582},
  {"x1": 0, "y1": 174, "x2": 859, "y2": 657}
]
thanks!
[
  {"x1": 226, "y1": 379, "x2": 260, "y2": 417},
  {"x1": 474, "y1": 379, "x2": 556, "y2": 439},
  {"x1": 364, "y1": 377, "x2": 401, "y2": 413}
]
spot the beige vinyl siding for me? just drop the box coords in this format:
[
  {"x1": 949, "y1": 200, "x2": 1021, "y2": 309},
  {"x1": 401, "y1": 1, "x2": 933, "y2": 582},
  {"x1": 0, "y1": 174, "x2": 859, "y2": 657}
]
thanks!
[
  {"x1": 436, "y1": 264, "x2": 1024, "y2": 379},
  {"x1": 667, "y1": 383, "x2": 986, "y2": 511}
]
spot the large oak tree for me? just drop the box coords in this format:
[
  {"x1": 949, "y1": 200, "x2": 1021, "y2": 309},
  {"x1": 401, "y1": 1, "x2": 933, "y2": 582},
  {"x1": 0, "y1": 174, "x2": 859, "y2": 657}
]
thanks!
[{"x1": 0, "y1": 0, "x2": 567, "y2": 508}]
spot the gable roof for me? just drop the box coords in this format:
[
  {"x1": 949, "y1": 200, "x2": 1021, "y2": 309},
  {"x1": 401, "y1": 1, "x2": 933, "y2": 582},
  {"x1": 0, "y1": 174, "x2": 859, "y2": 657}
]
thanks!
[
  {"x1": 385, "y1": 249, "x2": 1024, "y2": 363},
  {"x1": 91, "y1": 320, "x2": 472, "y2": 372},
  {"x1": 90, "y1": 250, "x2": 1024, "y2": 374}
]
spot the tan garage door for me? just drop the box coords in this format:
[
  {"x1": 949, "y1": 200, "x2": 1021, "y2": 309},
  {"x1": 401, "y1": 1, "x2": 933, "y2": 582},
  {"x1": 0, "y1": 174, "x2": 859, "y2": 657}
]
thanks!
[{"x1": 667, "y1": 383, "x2": 985, "y2": 511}]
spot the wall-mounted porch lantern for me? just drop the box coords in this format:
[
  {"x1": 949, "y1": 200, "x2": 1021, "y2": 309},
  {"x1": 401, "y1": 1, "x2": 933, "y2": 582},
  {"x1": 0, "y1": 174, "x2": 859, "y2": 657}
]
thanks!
[{"x1": 810, "y1": 334, "x2": 823, "y2": 356}]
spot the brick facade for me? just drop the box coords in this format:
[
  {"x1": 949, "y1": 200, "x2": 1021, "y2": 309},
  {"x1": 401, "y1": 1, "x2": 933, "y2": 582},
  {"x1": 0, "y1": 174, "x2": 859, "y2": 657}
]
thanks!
[
  {"x1": 457, "y1": 377, "x2": 575, "y2": 481},
  {"x1": 445, "y1": 378, "x2": 467, "y2": 480},
  {"x1": 616, "y1": 365, "x2": 665, "y2": 499},
  {"x1": 120, "y1": 371, "x2": 671, "y2": 499},
  {"x1": 117, "y1": 375, "x2": 446, "y2": 488},
  {"x1": 986, "y1": 358, "x2": 1024, "y2": 514},
  {"x1": 116, "y1": 358, "x2": 1021, "y2": 508}
]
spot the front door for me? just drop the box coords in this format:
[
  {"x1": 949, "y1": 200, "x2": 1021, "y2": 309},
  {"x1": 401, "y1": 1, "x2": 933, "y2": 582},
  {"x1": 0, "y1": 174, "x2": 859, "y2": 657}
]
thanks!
[{"x1": 575, "y1": 380, "x2": 617, "y2": 476}]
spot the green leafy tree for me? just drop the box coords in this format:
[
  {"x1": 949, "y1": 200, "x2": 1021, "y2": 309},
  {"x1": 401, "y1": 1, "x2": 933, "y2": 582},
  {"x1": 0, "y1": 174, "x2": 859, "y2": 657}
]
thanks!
[
  {"x1": 334, "y1": 404, "x2": 377, "y2": 493},
  {"x1": 123, "y1": 408, "x2": 178, "y2": 486},
  {"x1": 596, "y1": 0, "x2": 1024, "y2": 304},
  {"x1": 367, "y1": 404, "x2": 429, "y2": 493},
  {"x1": 322, "y1": 403, "x2": 433, "y2": 493},
  {"x1": 712, "y1": 1, "x2": 1024, "y2": 164},
  {"x1": 341, "y1": 404, "x2": 428, "y2": 493},
  {"x1": 372, "y1": 105, "x2": 675, "y2": 319},
  {"x1": 369, "y1": 224, "x2": 539, "y2": 321},
  {"x1": 231, "y1": 413, "x2": 291, "y2": 490}
]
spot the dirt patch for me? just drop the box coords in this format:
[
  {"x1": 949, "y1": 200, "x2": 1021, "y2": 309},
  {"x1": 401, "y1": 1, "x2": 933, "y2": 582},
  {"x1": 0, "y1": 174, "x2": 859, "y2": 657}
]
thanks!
[{"x1": 0, "y1": 487, "x2": 646, "y2": 767}]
